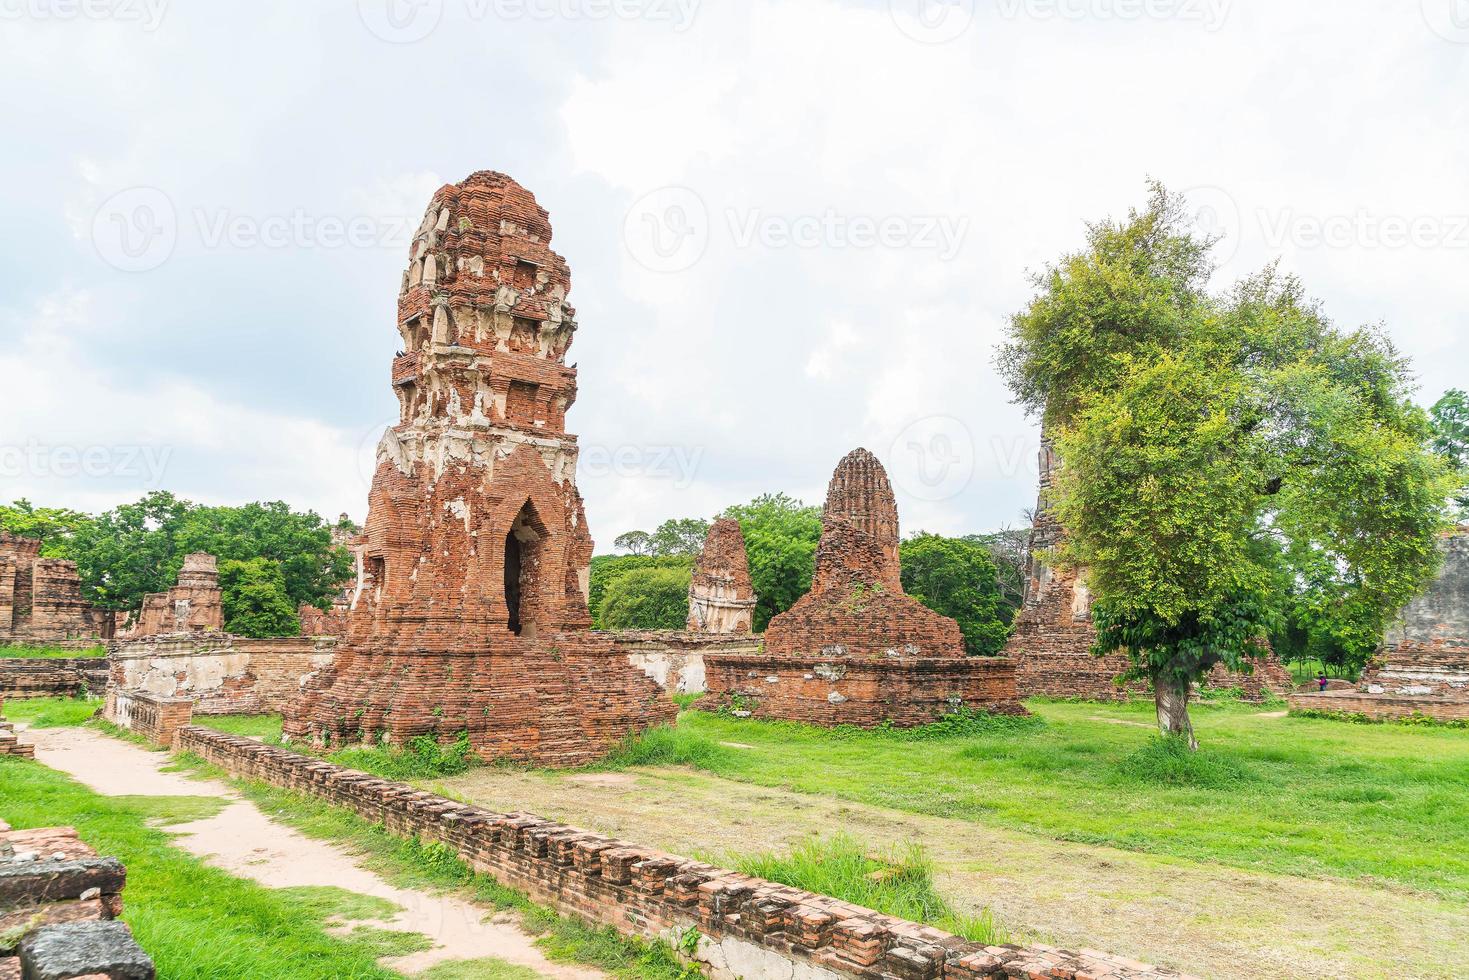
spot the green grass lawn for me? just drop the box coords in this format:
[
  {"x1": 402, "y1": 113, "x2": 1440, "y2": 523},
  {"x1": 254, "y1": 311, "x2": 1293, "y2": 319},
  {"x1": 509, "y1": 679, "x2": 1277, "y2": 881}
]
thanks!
[
  {"x1": 189, "y1": 699, "x2": 1469, "y2": 902},
  {"x1": 3, "y1": 694, "x2": 101, "y2": 728},
  {"x1": 600, "y1": 700, "x2": 1469, "y2": 902},
  {"x1": 0, "y1": 755, "x2": 420, "y2": 979},
  {"x1": 0, "y1": 644, "x2": 105, "y2": 659}
]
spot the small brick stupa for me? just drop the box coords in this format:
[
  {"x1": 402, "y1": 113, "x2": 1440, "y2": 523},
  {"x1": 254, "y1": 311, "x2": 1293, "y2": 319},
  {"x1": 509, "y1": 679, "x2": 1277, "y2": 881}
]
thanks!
[
  {"x1": 686, "y1": 518, "x2": 756, "y2": 634},
  {"x1": 284, "y1": 172, "x2": 673, "y2": 765},
  {"x1": 705, "y1": 449, "x2": 1022, "y2": 726}
]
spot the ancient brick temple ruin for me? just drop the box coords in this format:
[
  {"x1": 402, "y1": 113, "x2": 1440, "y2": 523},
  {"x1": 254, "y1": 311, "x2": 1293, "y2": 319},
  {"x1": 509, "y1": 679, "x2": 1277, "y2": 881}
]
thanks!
[
  {"x1": 1291, "y1": 527, "x2": 1469, "y2": 722},
  {"x1": 686, "y1": 517, "x2": 756, "y2": 633},
  {"x1": 1004, "y1": 437, "x2": 1293, "y2": 701},
  {"x1": 0, "y1": 533, "x2": 105, "y2": 648},
  {"x1": 125, "y1": 553, "x2": 223, "y2": 638},
  {"x1": 283, "y1": 172, "x2": 673, "y2": 765},
  {"x1": 705, "y1": 449, "x2": 1022, "y2": 726}
]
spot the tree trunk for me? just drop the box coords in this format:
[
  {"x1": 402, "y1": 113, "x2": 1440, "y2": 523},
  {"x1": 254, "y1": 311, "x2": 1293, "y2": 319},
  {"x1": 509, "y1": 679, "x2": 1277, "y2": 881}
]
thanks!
[{"x1": 1154, "y1": 674, "x2": 1198, "y2": 751}]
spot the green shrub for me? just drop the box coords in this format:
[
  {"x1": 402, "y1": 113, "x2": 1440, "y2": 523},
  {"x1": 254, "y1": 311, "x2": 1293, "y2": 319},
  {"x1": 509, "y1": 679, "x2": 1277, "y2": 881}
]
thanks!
[
  {"x1": 598, "y1": 566, "x2": 692, "y2": 630},
  {"x1": 595, "y1": 724, "x2": 733, "y2": 770},
  {"x1": 330, "y1": 731, "x2": 477, "y2": 780},
  {"x1": 731, "y1": 835, "x2": 1005, "y2": 944},
  {"x1": 1116, "y1": 735, "x2": 1253, "y2": 788}
]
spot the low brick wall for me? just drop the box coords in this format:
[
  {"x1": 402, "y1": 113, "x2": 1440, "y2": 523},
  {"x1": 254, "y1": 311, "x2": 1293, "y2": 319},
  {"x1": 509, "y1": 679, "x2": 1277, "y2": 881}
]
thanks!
[
  {"x1": 173, "y1": 726, "x2": 1192, "y2": 980},
  {"x1": 108, "y1": 633, "x2": 336, "y2": 715},
  {"x1": 1288, "y1": 689, "x2": 1469, "y2": 723},
  {"x1": 103, "y1": 691, "x2": 195, "y2": 748},
  {"x1": 0, "y1": 658, "x2": 106, "y2": 699},
  {"x1": 703, "y1": 654, "x2": 1024, "y2": 727},
  {"x1": 604, "y1": 630, "x2": 762, "y2": 694}
]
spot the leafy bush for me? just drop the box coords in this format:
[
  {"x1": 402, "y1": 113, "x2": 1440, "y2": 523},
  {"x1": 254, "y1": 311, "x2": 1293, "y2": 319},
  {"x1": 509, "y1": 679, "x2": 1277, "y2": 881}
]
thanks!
[
  {"x1": 588, "y1": 554, "x2": 694, "y2": 628},
  {"x1": 331, "y1": 731, "x2": 477, "y2": 780},
  {"x1": 218, "y1": 557, "x2": 301, "y2": 637},
  {"x1": 598, "y1": 566, "x2": 692, "y2": 630}
]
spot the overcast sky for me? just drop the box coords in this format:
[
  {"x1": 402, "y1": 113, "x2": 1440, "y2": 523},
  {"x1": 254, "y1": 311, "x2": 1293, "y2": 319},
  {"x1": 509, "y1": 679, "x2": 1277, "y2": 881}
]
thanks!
[{"x1": 2, "y1": 0, "x2": 1466, "y2": 548}]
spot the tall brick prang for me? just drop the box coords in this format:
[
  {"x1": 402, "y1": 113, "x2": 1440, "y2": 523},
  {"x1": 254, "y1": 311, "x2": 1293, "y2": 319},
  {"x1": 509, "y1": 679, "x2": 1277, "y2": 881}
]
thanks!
[
  {"x1": 0, "y1": 533, "x2": 105, "y2": 648},
  {"x1": 686, "y1": 518, "x2": 756, "y2": 634},
  {"x1": 283, "y1": 171, "x2": 673, "y2": 765},
  {"x1": 707, "y1": 449, "x2": 1023, "y2": 726}
]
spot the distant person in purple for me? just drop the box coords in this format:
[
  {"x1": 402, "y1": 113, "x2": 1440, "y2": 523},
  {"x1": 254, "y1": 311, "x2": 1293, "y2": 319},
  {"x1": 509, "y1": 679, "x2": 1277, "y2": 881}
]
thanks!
[{"x1": 1317, "y1": 674, "x2": 1329, "y2": 692}]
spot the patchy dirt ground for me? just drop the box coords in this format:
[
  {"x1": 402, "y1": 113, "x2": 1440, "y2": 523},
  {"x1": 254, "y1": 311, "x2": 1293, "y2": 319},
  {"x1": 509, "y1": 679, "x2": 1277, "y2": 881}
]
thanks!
[
  {"x1": 27, "y1": 726, "x2": 593, "y2": 980},
  {"x1": 437, "y1": 764, "x2": 1467, "y2": 980}
]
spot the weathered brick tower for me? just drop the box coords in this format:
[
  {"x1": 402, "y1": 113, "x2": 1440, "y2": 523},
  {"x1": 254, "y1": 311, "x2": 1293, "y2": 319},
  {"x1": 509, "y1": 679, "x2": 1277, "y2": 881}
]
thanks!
[
  {"x1": 284, "y1": 171, "x2": 674, "y2": 765},
  {"x1": 686, "y1": 518, "x2": 756, "y2": 634}
]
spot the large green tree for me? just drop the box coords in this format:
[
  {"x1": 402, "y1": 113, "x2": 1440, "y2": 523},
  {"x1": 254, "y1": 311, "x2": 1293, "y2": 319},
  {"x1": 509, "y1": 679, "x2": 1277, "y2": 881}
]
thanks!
[
  {"x1": 999, "y1": 183, "x2": 1455, "y2": 747},
  {"x1": 720, "y1": 493, "x2": 822, "y2": 631},
  {"x1": 173, "y1": 501, "x2": 352, "y2": 610},
  {"x1": 587, "y1": 553, "x2": 695, "y2": 628},
  {"x1": 66, "y1": 491, "x2": 192, "y2": 612},
  {"x1": 899, "y1": 533, "x2": 1011, "y2": 655},
  {"x1": 218, "y1": 557, "x2": 301, "y2": 637}
]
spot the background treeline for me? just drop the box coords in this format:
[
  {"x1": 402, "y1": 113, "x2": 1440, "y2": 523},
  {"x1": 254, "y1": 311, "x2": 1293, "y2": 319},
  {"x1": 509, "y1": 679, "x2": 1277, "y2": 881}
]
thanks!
[{"x1": 0, "y1": 491, "x2": 352, "y2": 638}]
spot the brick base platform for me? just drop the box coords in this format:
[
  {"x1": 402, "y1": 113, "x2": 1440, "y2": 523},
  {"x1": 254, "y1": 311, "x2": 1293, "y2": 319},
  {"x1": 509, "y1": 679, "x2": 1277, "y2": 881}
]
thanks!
[
  {"x1": 170, "y1": 725, "x2": 1194, "y2": 980},
  {"x1": 703, "y1": 653, "x2": 1024, "y2": 727},
  {"x1": 1288, "y1": 689, "x2": 1469, "y2": 723},
  {"x1": 0, "y1": 699, "x2": 34, "y2": 759},
  {"x1": 0, "y1": 658, "x2": 106, "y2": 700}
]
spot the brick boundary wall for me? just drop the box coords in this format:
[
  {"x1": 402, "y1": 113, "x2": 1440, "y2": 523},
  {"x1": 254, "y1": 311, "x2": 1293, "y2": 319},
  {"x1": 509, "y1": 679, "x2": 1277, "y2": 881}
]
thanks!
[
  {"x1": 169, "y1": 724, "x2": 1193, "y2": 980},
  {"x1": 704, "y1": 654, "x2": 1024, "y2": 728},
  {"x1": 0, "y1": 658, "x2": 106, "y2": 700},
  {"x1": 1287, "y1": 690, "x2": 1469, "y2": 722},
  {"x1": 103, "y1": 691, "x2": 195, "y2": 748}
]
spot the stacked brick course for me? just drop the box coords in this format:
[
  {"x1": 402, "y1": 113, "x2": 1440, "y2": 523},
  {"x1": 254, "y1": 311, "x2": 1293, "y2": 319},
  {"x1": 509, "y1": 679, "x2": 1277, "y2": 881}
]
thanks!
[
  {"x1": 172, "y1": 725, "x2": 1195, "y2": 980},
  {"x1": 707, "y1": 450, "x2": 1023, "y2": 726},
  {"x1": 0, "y1": 658, "x2": 105, "y2": 700},
  {"x1": 1005, "y1": 437, "x2": 1293, "y2": 702},
  {"x1": 284, "y1": 172, "x2": 672, "y2": 765},
  {"x1": 0, "y1": 819, "x2": 153, "y2": 979},
  {"x1": 0, "y1": 533, "x2": 105, "y2": 648},
  {"x1": 1291, "y1": 528, "x2": 1469, "y2": 722},
  {"x1": 686, "y1": 519, "x2": 757, "y2": 634}
]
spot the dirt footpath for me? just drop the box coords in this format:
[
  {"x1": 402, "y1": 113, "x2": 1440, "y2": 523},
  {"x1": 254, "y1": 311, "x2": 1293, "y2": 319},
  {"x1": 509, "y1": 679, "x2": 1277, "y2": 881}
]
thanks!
[
  {"x1": 437, "y1": 766, "x2": 1467, "y2": 980},
  {"x1": 27, "y1": 726, "x2": 595, "y2": 980}
]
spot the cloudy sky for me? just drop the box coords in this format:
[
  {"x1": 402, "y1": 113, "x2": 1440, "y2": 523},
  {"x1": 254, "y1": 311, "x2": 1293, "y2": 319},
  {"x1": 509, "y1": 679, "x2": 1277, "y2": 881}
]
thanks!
[{"x1": 2, "y1": 0, "x2": 1466, "y2": 547}]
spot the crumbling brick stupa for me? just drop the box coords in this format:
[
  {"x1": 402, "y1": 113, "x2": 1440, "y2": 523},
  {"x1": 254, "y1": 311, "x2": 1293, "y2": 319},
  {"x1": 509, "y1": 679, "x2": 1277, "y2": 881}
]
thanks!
[
  {"x1": 1291, "y1": 527, "x2": 1469, "y2": 721},
  {"x1": 1004, "y1": 436, "x2": 1293, "y2": 701},
  {"x1": 705, "y1": 449, "x2": 1022, "y2": 726},
  {"x1": 686, "y1": 517, "x2": 756, "y2": 633},
  {"x1": 0, "y1": 532, "x2": 106, "y2": 648},
  {"x1": 283, "y1": 172, "x2": 674, "y2": 765}
]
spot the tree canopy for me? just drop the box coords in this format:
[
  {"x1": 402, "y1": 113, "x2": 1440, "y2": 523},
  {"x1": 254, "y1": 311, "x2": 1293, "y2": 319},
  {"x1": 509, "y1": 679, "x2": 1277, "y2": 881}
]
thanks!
[
  {"x1": 719, "y1": 494, "x2": 822, "y2": 632},
  {"x1": 218, "y1": 557, "x2": 301, "y2": 637},
  {"x1": 598, "y1": 565, "x2": 693, "y2": 630},
  {"x1": 1000, "y1": 183, "x2": 1456, "y2": 746},
  {"x1": 899, "y1": 533, "x2": 1012, "y2": 656},
  {"x1": 1431, "y1": 389, "x2": 1469, "y2": 518}
]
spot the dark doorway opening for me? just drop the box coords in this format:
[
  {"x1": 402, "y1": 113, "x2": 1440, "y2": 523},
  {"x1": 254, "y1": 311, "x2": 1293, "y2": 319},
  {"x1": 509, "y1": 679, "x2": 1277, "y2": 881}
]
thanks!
[
  {"x1": 504, "y1": 531, "x2": 523, "y2": 635},
  {"x1": 504, "y1": 500, "x2": 546, "y2": 638}
]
